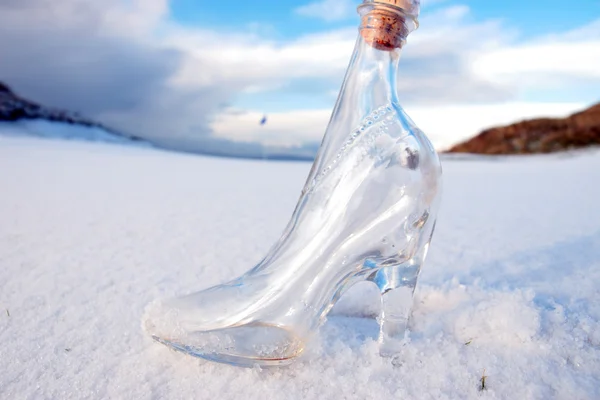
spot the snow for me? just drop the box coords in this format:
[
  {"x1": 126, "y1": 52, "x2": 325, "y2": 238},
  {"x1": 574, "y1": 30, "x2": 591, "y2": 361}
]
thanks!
[
  {"x1": 0, "y1": 120, "x2": 149, "y2": 146},
  {"x1": 1, "y1": 125, "x2": 600, "y2": 399}
]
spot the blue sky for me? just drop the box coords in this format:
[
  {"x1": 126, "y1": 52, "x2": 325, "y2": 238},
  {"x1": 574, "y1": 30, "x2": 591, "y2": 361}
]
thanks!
[{"x1": 1, "y1": 0, "x2": 599, "y2": 156}]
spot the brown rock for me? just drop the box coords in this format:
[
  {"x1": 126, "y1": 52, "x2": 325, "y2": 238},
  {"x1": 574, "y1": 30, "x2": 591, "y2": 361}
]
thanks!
[{"x1": 446, "y1": 103, "x2": 600, "y2": 155}]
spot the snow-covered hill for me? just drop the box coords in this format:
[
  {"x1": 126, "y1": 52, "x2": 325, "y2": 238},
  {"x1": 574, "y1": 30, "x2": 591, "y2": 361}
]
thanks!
[
  {"x1": 0, "y1": 119, "x2": 153, "y2": 147},
  {"x1": 0, "y1": 81, "x2": 149, "y2": 147},
  {"x1": 0, "y1": 129, "x2": 599, "y2": 399}
]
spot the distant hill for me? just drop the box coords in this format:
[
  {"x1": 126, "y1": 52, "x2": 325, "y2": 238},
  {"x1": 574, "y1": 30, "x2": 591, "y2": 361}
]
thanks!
[
  {"x1": 0, "y1": 81, "x2": 147, "y2": 144},
  {"x1": 446, "y1": 103, "x2": 600, "y2": 155}
]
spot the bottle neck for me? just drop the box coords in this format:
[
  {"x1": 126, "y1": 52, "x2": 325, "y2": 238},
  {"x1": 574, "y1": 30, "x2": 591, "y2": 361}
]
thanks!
[
  {"x1": 305, "y1": 32, "x2": 404, "y2": 186},
  {"x1": 339, "y1": 3, "x2": 413, "y2": 123},
  {"x1": 348, "y1": 34, "x2": 402, "y2": 114}
]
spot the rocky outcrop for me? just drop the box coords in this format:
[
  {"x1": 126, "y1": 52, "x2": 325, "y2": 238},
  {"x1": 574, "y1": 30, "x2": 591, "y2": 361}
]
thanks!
[{"x1": 446, "y1": 103, "x2": 600, "y2": 155}]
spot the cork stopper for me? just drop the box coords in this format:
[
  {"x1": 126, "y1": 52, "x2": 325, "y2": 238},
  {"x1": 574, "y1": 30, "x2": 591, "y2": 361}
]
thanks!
[{"x1": 358, "y1": 0, "x2": 420, "y2": 51}]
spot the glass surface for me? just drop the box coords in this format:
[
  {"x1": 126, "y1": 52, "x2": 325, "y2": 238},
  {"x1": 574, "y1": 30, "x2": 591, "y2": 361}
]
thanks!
[{"x1": 143, "y1": 1, "x2": 442, "y2": 367}]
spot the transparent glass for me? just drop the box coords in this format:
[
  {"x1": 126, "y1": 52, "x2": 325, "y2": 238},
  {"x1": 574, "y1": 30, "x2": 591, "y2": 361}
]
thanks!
[{"x1": 143, "y1": 1, "x2": 442, "y2": 367}]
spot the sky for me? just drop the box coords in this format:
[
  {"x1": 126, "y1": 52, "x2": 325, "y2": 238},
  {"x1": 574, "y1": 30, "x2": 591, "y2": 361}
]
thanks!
[{"x1": 0, "y1": 0, "x2": 599, "y2": 156}]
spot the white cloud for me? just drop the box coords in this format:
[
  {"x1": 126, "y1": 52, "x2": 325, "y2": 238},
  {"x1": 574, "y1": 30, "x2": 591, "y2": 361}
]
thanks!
[
  {"x1": 210, "y1": 109, "x2": 332, "y2": 147},
  {"x1": 166, "y1": 27, "x2": 357, "y2": 90},
  {"x1": 472, "y1": 22, "x2": 600, "y2": 89},
  {"x1": 169, "y1": 5, "x2": 518, "y2": 107}
]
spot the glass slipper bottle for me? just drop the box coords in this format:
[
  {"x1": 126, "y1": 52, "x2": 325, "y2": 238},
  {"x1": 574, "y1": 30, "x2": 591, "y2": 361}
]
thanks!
[{"x1": 143, "y1": 0, "x2": 442, "y2": 367}]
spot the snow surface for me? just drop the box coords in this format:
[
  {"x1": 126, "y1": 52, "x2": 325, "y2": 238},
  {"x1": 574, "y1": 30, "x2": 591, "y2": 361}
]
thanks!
[
  {"x1": 0, "y1": 120, "x2": 149, "y2": 146},
  {"x1": 1, "y1": 128, "x2": 600, "y2": 399}
]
